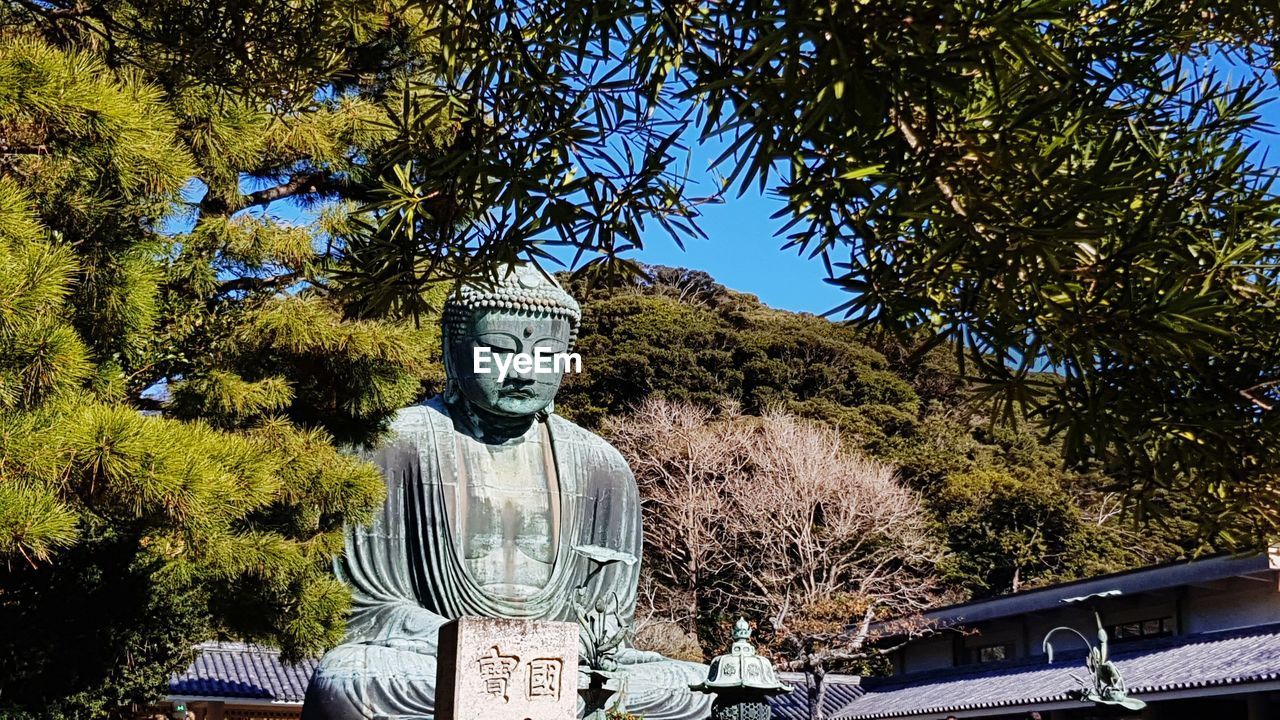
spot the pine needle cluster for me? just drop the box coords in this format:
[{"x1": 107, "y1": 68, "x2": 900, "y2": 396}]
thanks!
[{"x1": 0, "y1": 3, "x2": 452, "y2": 716}]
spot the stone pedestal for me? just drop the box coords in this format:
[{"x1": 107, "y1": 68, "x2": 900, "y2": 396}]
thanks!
[{"x1": 435, "y1": 617, "x2": 579, "y2": 720}]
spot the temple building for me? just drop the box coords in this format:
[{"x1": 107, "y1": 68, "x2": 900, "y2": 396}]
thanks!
[
  {"x1": 810, "y1": 551, "x2": 1280, "y2": 719},
  {"x1": 163, "y1": 643, "x2": 313, "y2": 720},
  {"x1": 162, "y1": 553, "x2": 1280, "y2": 720}
]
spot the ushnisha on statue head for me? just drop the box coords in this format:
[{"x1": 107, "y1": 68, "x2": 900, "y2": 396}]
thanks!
[{"x1": 441, "y1": 264, "x2": 581, "y2": 428}]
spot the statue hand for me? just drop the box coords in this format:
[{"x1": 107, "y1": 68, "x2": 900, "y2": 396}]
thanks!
[{"x1": 615, "y1": 647, "x2": 666, "y2": 664}]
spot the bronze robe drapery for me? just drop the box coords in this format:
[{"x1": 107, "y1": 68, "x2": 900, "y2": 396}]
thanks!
[{"x1": 301, "y1": 398, "x2": 710, "y2": 720}]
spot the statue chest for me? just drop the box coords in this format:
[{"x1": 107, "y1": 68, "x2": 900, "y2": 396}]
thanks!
[{"x1": 450, "y1": 426, "x2": 561, "y2": 598}]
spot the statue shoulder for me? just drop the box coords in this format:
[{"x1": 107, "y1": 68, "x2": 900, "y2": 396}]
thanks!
[
  {"x1": 546, "y1": 412, "x2": 631, "y2": 475},
  {"x1": 383, "y1": 397, "x2": 452, "y2": 444}
]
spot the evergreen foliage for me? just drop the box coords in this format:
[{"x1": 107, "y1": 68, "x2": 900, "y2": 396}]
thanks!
[
  {"x1": 934, "y1": 468, "x2": 1120, "y2": 599},
  {"x1": 559, "y1": 269, "x2": 920, "y2": 447},
  {"x1": 558, "y1": 266, "x2": 1146, "y2": 602},
  {"x1": 0, "y1": 4, "x2": 450, "y2": 716},
  {"x1": 347, "y1": 0, "x2": 1280, "y2": 546}
]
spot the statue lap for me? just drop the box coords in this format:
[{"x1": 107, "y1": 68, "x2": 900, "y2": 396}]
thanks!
[{"x1": 301, "y1": 401, "x2": 711, "y2": 720}]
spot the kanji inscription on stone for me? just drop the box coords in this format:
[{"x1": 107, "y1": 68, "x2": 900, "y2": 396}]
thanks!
[
  {"x1": 527, "y1": 657, "x2": 564, "y2": 701},
  {"x1": 435, "y1": 617, "x2": 579, "y2": 720},
  {"x1": 477, "y1": 646, "x2": 519, "y2": 700}
]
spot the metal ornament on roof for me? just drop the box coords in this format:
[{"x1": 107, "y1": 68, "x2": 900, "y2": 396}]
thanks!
[
  {"x1": 1042, "y1": 611, "x2": 1146, "y2": 711},
  {"x1": 691, "y1": 618, "x2": 794, "y2": 720}
]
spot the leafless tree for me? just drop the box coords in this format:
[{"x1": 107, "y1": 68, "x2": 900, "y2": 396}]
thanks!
[
  {"x1": 607, "y1": 398, "x2": 747, "y2": 626},
  {"x1": 607, "y1": 398, "x2": 940, "y2": 719}
]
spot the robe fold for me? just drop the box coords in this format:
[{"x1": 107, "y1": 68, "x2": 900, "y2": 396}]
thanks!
[{"x1": 301, "y1": 398, "x2": 711, "y2": 720}]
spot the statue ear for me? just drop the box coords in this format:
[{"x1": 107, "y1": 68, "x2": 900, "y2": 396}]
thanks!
[{"x1": 440, "y1": 332, "x2": 465, "y2": 404}]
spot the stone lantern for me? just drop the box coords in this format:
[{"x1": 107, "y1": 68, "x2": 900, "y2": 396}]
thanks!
[{"x1": 691, "y1": 618, "x2": 794, "y2": 720}]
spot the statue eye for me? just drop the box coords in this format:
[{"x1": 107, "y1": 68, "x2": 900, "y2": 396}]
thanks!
[{"x1": 475, "y1": 333, "x2": 520, "y2": 354}]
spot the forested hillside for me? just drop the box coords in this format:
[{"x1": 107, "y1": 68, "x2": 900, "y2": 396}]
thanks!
[{"x1": 559, "y1": 266, "x2": 1189, "y2": 605}]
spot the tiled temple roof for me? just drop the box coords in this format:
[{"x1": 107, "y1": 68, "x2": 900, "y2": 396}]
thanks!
[
  {"x1": 170, "y1": 642, "x2": 316, "y2": 703},
  {"x1": 833, "y1": 623, "x2": 1280, "y2": 719},
  {"x1": 768, "y1": 674, "x2": 864, "y2": 720},
  {"x1": 172, "y1": 623, "x2": 1280, "y2": 717}
]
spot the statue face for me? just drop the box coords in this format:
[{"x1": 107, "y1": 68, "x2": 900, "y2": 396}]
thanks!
[{"x1": 448, "y1": 310, "x2": 573, "y2": 418}]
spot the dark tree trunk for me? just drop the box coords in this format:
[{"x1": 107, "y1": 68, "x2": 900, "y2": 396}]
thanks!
[{"x1": 805, "y1": 662, "x2": 828, "y2": 720}]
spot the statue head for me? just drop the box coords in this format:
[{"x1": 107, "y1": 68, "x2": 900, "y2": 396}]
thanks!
[{"x1": 441, "y1": 264, "x2": 581, "y2": 420}]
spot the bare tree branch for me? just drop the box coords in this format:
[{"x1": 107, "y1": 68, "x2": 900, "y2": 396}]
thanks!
[{"x1": 608, "y1": 397, "x2": 941, "y2": 720}]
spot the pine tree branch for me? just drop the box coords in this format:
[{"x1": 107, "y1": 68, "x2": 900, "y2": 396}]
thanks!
[
  {"x1": 0, "y1": 143, "x2": 49, "y2": 155},
  {"x1": 245, "y1": 172, "x2": 337, "y2": 207},
  {"x1": 218, "y1": 271, "x2": 304, "y2": 295},
  {"x1": 200, "y1": 172, "x2": 340, "y2": 216},
  {"x1": 11, "y1": 0, "x2": 113, "y2": 55}
]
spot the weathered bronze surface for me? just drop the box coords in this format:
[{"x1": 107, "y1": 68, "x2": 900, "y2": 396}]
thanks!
[
  {"x1": 301, "y1": 264, "x2": 711, "y2": 720},
  {"x1": 692, "y1": 619, "x2": 793, "y2": 720},
  {"x1": 1043, "y1": 609, "x2": 1146, "y2": 711}
]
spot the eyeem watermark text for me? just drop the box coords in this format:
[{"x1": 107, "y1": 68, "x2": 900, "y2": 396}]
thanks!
[{"x1": 474, "y1": 347, "x2": 582, "y2": 382}]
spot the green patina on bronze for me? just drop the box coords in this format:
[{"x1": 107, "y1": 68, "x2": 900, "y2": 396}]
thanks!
[
  {"x1": 1043, "y1": 609, "x2": 1147, "y2": 712},
  {"x1": 572, "y1": 547, "x2": 636, "y2": 720},
  {"x1": 301, "y1": 264, "x2": 711, "y2": 720},
  {"x1": 692, "y1": 619, "x2": 793, "y2": 720}
]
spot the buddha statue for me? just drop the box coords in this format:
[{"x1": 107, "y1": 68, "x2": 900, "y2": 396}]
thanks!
[{"x1": 301, "y1": 264, "x2": 711, "y2": 720}]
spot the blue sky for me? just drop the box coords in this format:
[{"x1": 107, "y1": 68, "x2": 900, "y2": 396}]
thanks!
[
  {"x1": 510, "y1": 131, "x2": 850, "y2": 315},
  {"x1": 549, "y1": 132, "x2": 852, "y2": 315},
  {"x1": 579, "y1": 160, "x2": 848, "y2": 316}
]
